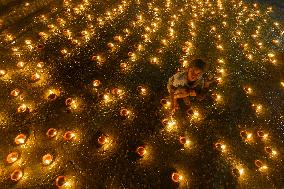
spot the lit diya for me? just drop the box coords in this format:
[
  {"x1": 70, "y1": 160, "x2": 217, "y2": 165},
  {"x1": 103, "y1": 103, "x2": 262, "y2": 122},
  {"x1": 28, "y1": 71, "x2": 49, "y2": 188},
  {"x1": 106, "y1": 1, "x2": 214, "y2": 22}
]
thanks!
[
  {"x1": 0, "y1": 69, "x2": 6, "y2": 76},
  {"x1": 46, "y1": 128, "x2": 57, "y2": 138},
  {"x1": 136, "y1": 146, "x2": 146, "y2": 157},
  {"x1": 10, "y1": 169, "x2": 23, "y2": 181},
  {"x1": 65, "y1": 98, "x2": 74, "y2": 106},
  {"x1": 15, "y1": 134, "x2": 27, "y2": 145},
  {"x1": 93, "y1": 79, "x2": 101, "y2": 87},
  {"x1": 6, "y1": 151, "x2": 19, "y2": 164},
  {"x1": 254, "y1": 160, "x2": 263, "y2": 168},
  {"x1": 63, "y1": 131, "x2": 76, "y2": 141},
  {"x1": 120, "y1": 108, "x2": 129, "y2": 117},
  {"x1": 10, "y1": 88, "x2": 21, "y2": 97},
  {"x1": 42, "y1": 154, "x2": 53, "y2": 165},
  {"x1": 31, "y1": 73, "x2": 40, "y2": 82},
  {"x1": 179, "y1": 136, "x2": 187, "y2": 145},
  {"x1": 55, "y1": 176, "x2": 66, "y2": 187},
  {"x1": 48, "y1": 90, "x2": 57, "y2": 100},
  {"x1": 171, "y1": 172, "x2": 183, "y2": 183},
  {"x1": 17, "y1": 104, "x2": 28, "y2": 113},
  {"x1": 98, "y1": 134, "x2": 108, "y2": 145},
  {"x1": 137, "y1": 86, "x2": 147, "y2": 95},
  {"x1": 111, "y1": 88, "x2": 122, "y2": 95},
  {"x1": 120, "y1": 63, "x2": 127, "y2": 70}
]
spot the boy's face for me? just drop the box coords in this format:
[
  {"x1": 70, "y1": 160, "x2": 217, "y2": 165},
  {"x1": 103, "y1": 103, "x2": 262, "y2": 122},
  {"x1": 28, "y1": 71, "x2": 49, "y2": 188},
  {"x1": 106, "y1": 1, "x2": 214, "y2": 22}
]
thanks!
[{"x1": 187, "y1": 67, "x2": 203, "y2": 81}]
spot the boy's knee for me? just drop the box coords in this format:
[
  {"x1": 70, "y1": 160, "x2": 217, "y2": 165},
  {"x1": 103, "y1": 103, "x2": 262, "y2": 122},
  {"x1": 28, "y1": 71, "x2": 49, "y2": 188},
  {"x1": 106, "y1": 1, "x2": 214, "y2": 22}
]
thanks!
[{"x1": 167, "y1": 84, "x2": 173, "y2": 94}]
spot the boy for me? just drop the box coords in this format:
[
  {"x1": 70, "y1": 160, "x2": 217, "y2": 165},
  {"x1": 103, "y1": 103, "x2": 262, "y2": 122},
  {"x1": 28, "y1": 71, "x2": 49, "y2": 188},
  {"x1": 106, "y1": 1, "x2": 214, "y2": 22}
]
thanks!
[{"x1": 167, "y1": 59, "x2": 210, "y2": 114}]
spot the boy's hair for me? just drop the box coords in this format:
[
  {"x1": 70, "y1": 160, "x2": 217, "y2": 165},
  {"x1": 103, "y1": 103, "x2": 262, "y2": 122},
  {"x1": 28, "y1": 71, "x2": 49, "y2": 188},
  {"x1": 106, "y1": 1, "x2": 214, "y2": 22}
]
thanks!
[{"x1": 189, "y1": 59, "x2": 208, "y2": 73}]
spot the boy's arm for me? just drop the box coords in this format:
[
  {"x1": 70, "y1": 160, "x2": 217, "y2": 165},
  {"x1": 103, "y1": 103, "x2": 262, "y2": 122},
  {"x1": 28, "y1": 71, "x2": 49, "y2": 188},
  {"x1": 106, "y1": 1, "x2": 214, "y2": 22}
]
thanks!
[
  {"x1": 195, "y1": 76, "x2": 211, "y2": 100},
  {"x1": 169, "y1": 89, "x2": 179, "y2": 112},
  {"x1": 169, "y1": 88, "x2": 190, "y2": 111},
  {"x1": 168, "y1": 70, "x2": 188, "y2": 111},
  {"x1": 173, "y1": 88, "x2": 191, "y2": 98}
]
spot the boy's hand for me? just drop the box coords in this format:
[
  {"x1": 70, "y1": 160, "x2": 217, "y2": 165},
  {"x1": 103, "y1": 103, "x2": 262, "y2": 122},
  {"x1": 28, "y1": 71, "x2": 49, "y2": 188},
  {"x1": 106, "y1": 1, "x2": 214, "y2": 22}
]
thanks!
[
  {"x1": 173, "y1": 104, "x2": 179, "y2": 112},
  {"x1": 169, "y1": 92, "x2": 179, "y2": 113},
  {"x1": 171, "y1": 101, "x2": 179, "y2": 112},
  {"x1": 188, "y1": 90, "x2": 196, "y2": 96}
]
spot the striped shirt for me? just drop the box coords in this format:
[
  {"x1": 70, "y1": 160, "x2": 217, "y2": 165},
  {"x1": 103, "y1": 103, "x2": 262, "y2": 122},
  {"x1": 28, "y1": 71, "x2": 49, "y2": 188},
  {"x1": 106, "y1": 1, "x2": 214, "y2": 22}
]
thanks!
[{"x1": 167, "y1": 70, "x2": 204, "y2": 93}]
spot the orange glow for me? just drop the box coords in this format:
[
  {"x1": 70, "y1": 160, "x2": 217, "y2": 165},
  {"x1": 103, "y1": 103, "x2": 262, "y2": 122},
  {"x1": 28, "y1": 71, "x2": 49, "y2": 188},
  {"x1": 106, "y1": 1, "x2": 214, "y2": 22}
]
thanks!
[
  {"x1": 63, "y1": 131, "x2": 76, "y2": 141},
  {"x1": 17, "y1": 104, "x2": 28, "y2": 113},
  {"x1": 93, "y1": 80, "x2": 101, "y2": 87},
  {"x1": 171, "y1": 172, "x2": 183, "y2": 183},
  {"x1": 42, "y1": 154, "x2": 53, "y2": 165},
  {"x1": 98, "y1": 134, "x2": 108, "y2": 145},
  {"x1": 55, "y1": 176, "x2": 66, "y2": 187},
  {"x1": 10, "y1": 89, "x2": 21, "y2": 97},
  {"x1": 136, "y1": 146, "x2": 146, "y2": 157},
  {"x1": 15, "y1": 134, "x2": 27, "y2": 144},
  {"x1": 10, "y1": 169, "x2": 23, "y2": 182},
  {"x1": 215, "y1": 142, "x2": 226, "y2": 152},
  {"x1": 0, "y1": 69, "x2": 6, "y2": 76},
  {"x1": 31, "y1": 73, "x2": 41, "y2": 82},
  {"x1": 6, "y1": 151, "x2": 19, "y2": 164},
  {"x1": 120, "y1": 108, "x2": 130, "y2": 117},
  {"x1": 46, "y1": 128, "x2": 57, "y2": 138}
]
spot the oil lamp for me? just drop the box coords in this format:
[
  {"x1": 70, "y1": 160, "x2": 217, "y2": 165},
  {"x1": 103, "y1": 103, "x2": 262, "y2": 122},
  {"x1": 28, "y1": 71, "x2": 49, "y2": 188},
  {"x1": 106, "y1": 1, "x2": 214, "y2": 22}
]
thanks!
[
  {"x1": 120, "y1": 108, "x2": 129, "y2": 117},
  {"x1": 93, "y1": 80, "x2": 101, "y2": 87},
  {"x1": 17, "y1": 104, "x2": 28, "y2": 113},
  {"x1": 0, "y1": 69, "x2": 6, "y2": 76},
  {"x1": 63, "y1": 131, "x2": 75, "y2": 141},
  {"x1": 136, "y1": 146, "x2": 146, "y2": 157},
  {"x1": 55, "y1": 176, "x2": 66, "y2": 187},
  {"x1": 10, "y1": 88, "x2": 20, "y2": 97},
  {"x1": 10, "y1": 169, "x2": 23, "y2": 182},
  {"x1": 6, "y1": 151, "x2": 19, "y2": 164},
  {"x1": 42, "y1": 154, "x2": 53, "y2": 165},
  {"x1": 98, "y1": 134, "x2": 108, "y2": 145},
  {"x1": 15, "y1": 134, "x2": 27, "y2": 145},
  {"x1": 171, "y1": 172, "x2": 183, "y2": 183},
  {"x1": 46, "y1": 128, "x2": 57, "y2": 138}
]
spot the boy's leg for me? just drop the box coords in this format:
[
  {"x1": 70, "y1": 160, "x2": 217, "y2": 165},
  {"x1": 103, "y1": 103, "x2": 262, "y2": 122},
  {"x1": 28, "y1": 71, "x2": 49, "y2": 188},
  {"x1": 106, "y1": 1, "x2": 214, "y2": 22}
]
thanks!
[
  {"x1": 183, "y1": 97, "x2": 191, "y2": 107},
  {"x1": 183, "y1": 97, "x2": 193, "y2": 116},
  {"x1": 171, "y1": 92, "x2": 179, "y2": 111},
  {"x1": 174, "y1": 89, "x2": 190, "y2": 99},
  {"x1": 172, "y1": 89, "x2": 190, "y2": 113},
  {"x1": 196, "y1": 87, "x2": 209, "y2": 101},
  {"x1": 186, "y1": 107, "x2": 194, "y2": 116},
  {"x1": 168, "y1": 87, "x2": 179, "y2": 112}
]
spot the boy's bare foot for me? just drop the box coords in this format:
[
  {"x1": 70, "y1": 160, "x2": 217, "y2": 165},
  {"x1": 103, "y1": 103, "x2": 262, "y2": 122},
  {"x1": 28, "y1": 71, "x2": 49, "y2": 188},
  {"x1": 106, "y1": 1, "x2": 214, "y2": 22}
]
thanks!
[
  {"x1": 183, "y1": 97, "x2": 191, "y2": 106},
  {"x1": 186, "y1": 107, "x2": 193, "y2": 117}
]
